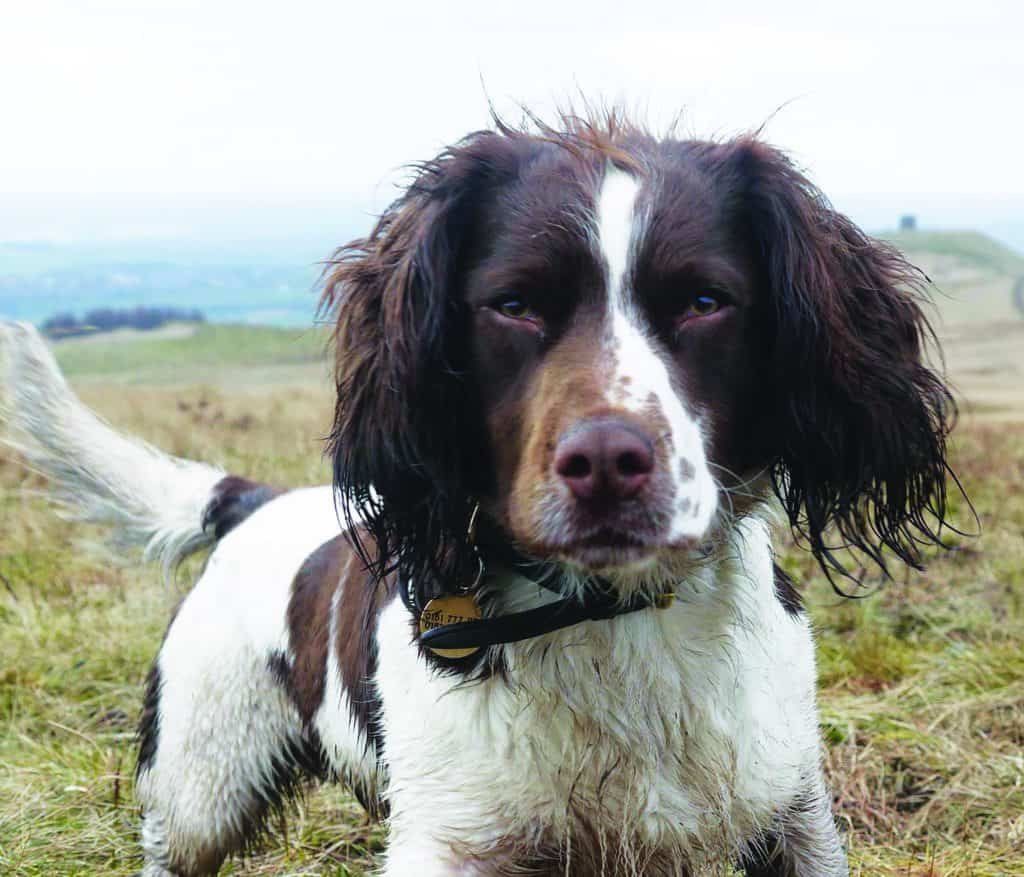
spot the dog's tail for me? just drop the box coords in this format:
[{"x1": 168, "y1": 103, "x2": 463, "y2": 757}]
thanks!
[{"x1": 0, "y1": 322, "x2": 271, "y2": 576}]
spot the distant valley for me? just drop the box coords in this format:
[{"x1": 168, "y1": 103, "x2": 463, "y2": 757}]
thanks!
[
  {"x1": 1, "y1": 230, "x2": 1022, "y2": 330},
  {"x1": 0, "y1": 237, "x2": 339, "y2": 327}
]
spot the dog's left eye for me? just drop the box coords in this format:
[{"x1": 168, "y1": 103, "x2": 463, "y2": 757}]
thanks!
[
  {"x1": 491, "y1": 296, "x2": 543, "y2": 328},
  {"x1": 679, "y1": 293, "x2": 722, "y2": 322}
]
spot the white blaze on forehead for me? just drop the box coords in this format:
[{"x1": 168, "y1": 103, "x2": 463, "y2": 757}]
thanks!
[
  {"x1": 596, "y1": 167, "x2": 641, "y2": 305},
  {"x1": 594, "y1": 166, "x2": 719, "y2": 543}
]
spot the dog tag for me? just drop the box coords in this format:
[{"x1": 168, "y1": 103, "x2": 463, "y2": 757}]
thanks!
[{"x1": 419, "y1": 594, "x2": 482, "y2": 659}]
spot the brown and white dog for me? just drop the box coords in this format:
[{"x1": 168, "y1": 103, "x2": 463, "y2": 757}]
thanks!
[{"x1": 1, "y1": 112, "x2": 954, "y2": 876}]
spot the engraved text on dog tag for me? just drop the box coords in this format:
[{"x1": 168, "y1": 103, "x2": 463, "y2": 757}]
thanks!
[{"x1": 419, "y1": 595, "x2": 482, "y2": 659}]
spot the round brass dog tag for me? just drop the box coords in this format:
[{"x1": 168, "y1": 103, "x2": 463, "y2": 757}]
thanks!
[{"x1": 419, "y1": 595, "x2": 482, "y2": 659}]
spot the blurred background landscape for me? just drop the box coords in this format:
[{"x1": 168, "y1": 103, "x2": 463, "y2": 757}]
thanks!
[
  {"x1": 2, "y1": 0, "x2": 1022, "y2": 874},
  {"x1": 5, "y1": 222, "x2": 1021, "y2": 418}
]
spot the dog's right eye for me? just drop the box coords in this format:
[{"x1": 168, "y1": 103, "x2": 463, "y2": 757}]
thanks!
[
  {"x1": 491, "y1": 296, "x2": 543, "y2": 329},
  {"x1": 497, "y1": 298, "x2": 532, "y2": 319}
]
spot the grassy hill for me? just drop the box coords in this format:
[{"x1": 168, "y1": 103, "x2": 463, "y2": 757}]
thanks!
[
  {"x1": 52, "y1": 322, "x2": 331, "y2": 388},
  {"x1": 877, "y1": 231, "x2": 1024, "y2": 422},
  {"x1": 882, "y1": 229, "x2": 1024, "y2": 326},
  {"x1": 886, "y1": 229, "x2": 1024, "y2": 276}
]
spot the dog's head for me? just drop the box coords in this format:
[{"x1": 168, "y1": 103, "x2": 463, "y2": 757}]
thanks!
[{"x1": 322, "y1": 114, "x2": 953, "y2": 595}]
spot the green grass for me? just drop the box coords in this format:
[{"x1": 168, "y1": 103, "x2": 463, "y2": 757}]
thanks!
[
  {"x1": 52, "y1": 323, "x2": 330, "y2": 386},
  {"x1": 782, "y1": 421, "x2": 1024, "y2": 875},
  {"x1": 2, "y1": 326, "x2": 1024, "y2": 875}
]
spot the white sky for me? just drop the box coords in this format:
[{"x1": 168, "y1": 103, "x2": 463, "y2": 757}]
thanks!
[{"x1": 1, "y1": 0, "x2": 1021, "y2": 241}]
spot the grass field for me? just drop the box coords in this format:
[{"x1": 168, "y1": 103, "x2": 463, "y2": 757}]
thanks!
[
  {"x1": 51, "y1": 322, "x2": 331, "y2": 389},
  {"x1": 2, "y1": 282, "x2": 1024, "y2": 874}
]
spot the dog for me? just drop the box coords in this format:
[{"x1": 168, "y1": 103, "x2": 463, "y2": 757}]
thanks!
[{"x1": 1, "y1": 111, "x2": 954, "y2": 876}]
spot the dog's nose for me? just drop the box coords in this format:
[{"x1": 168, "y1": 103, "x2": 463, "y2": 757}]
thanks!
[{"x1": 554, "y1": 420, "x2": 654, "y2": 501}]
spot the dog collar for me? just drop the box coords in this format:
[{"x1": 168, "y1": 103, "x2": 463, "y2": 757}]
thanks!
[
  {"x1": 406, "y1": 507, "x2": 676, "y2": 659},
  {"x1": 417, "y1": 579, "x2": 674, "y2": 657}
]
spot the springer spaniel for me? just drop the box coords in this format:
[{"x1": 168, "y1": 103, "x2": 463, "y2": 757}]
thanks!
[{"x1": 2, "y1": 112, "x2": 954, "y2": 876}]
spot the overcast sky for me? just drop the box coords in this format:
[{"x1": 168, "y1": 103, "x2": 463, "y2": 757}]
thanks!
[{"x1": 2, "y1": 0, "x2": 1021, "y2": 243}]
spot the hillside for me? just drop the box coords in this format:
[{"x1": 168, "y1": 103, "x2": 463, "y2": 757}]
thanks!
[
  {"x1": 52, "y1": 323, "x2": 331, "y2": 388},
  {"x1": 882, "y1": 229, "x2": 1024, "y2": 326},
  {"x1": 877, "y1": 231, "x2": 1024, "y2": 422}
]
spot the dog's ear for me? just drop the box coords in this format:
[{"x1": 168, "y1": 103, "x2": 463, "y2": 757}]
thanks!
[
  {"x1": 730, "y1": 138, "x2": 955, "y2": 580},
  {"x1": 320, "y1": 132, "x2": 520, "y2": 583}
]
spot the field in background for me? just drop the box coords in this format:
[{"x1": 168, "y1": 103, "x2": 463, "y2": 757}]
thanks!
[
  {"x1": 884, "y1": 230, "x2": 1024, "y2": 326},
  {"x1": 50, "y1": 322, "x2": 331, "y2": 389},
  {"x1": 883, "y1": 231, "x2": 1024, "y2": 425},
  {"x1": 2, "y1": 233, "x2": 1024, "y2": 875}
]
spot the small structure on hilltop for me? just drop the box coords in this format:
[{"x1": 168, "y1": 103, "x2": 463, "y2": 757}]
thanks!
[{"x1": 899, "y1": 215, "x2": 918, "y2": 231}]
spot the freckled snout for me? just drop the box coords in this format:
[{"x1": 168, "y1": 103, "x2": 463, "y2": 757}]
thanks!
[{"x1": 554, "y1": 419, "x2": 655, "y2": 502}]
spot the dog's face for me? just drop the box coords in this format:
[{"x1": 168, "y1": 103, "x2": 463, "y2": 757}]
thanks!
[
  {"x1": 323, "y1": 116, "x2": 952, "y2": 592},
  {"x1": 466, "y1": 157, "x2": 766, "y2": 578}
]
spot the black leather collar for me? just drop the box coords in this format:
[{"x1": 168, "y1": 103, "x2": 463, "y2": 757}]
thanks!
[
  {"x1": 405, "y1": 519, "x2": 674, "y2": 653},
  {"x1": 418, "y1": 581, "x2": 666, "y2": 652}
]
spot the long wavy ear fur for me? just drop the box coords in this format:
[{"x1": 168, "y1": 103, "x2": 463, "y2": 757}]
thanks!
[
  {"x1": 319, "y1": 131, "x2": 524, "y2": 585},
  {"x1": 731, "y1": 138, "x2": 956, "y2": 582}
]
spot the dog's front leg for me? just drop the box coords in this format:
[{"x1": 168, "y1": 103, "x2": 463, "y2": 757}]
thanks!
[{"x1": 741, "y1": 780, "x2": 848, "y2": 877}]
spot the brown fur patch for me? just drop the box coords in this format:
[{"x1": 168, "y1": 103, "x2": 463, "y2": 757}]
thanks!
[
  {"x1": 285, "y1": 536, "x2": 341, "y2": 726},
  {"x1": 285, "y1": 533, "x2": 397, "y2": 752},
  {"x1": 281, "y1": 533, "x2": 397, "y2": 819},
  {"x1": 202, "y1": 476, "x2": 283, "y2": 540},
  {"x1": 335, "y1": 545, "x2": 397, "y2": 754}
]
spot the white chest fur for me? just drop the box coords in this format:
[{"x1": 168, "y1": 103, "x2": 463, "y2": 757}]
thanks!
[{"x1": 373, "y1": 519, "x2": 821, "y2": 871}]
